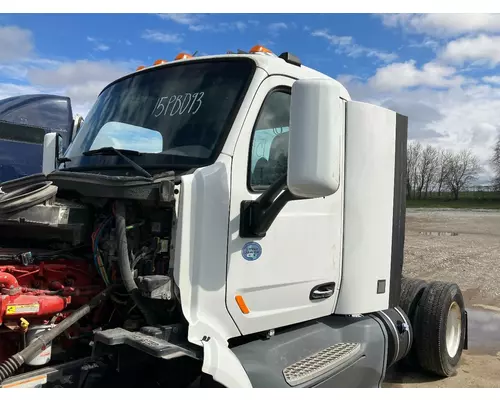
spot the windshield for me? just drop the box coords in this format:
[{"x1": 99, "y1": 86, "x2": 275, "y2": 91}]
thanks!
[{"x1": 63, "y1": 58, "x2": 256, "y2": 172}]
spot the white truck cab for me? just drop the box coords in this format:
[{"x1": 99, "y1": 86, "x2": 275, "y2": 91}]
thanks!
[{"x1": 0, "y1": 46, "x2": 467, "y2": 389}]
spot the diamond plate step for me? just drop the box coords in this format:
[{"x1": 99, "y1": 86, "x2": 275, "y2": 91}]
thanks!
[
  {"x1": 282, "y1": 342, "x2": 362, "y2": 386},
  {"x1": 93, "y1": 328, "x2": 201, "y2": 360}
]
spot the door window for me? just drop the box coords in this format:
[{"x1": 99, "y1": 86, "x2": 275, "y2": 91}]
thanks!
[{"x1": 248, "y1": 89, "x2": 291, "y2": 191}]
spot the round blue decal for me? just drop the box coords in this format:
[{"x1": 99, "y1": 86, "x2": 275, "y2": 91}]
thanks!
[{"x1": 241, "y1": 242, "x2": 262, "y2": 261}]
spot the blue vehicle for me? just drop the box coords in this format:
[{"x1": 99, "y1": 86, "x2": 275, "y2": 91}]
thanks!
[{"x1": 0, "y1": 94, "x2": 83, "y2": 183}]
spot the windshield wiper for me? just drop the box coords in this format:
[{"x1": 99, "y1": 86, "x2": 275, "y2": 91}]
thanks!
[
  {"x1": 82, "y1": 147, "x2": 152, "y2": 178},
  {"x1": 83, "y1": 147, "x2": 142, "y2": 156}
]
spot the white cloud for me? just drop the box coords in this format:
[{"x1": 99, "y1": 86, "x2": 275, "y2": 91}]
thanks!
[
  {"x1": 312, "y1": 30, "x2": 353, "y2": 46},
  {"x1": 0, "y1": 26, "x2": 124, "y2": 115},
  {"x1": 158, "y1": 13, "x2": 201, "y2": 25},
  {"x1": 95, "y1": 44, "x2": 110, "y2": 52},
  {"x1": 87, "y1": 36, "x2": 110, "y2": 52},
  {"x1": 0, "y1": 82, "x2": 41, "y2": 99},
  {"x1": 483, "y1": 75, "x2": 500, "y2": 85},
  {"x1": 440, "y1": 34, "x2": 500, "y2": 67},
  {"x1": 27, "y1": 60, "x2": 129, "y2": 87},
  {"x1": 368, "y1": 60, "x2": 465, "y2": 91},
  {"x1": 188, "y1": 21, "x2": 247, "y2": 33},
  {"x1": 0, "y1": 25, "x2": 34, "y2": 62},
  {"x1": 0, "y1": 26, "x2": 136, "y2": 118},
  {"x1": 336, "y1": 74, "x2": 359, "y2": 86},
  {"x1": 255, "y1": 39, "x2": 275, "y2": 48},
  {"x1": 24, "y1": 59, "x2": 133, "y2": 109},
  {"x1": 235, "y1": 21, "x2": 247, "y2": 32},
  {"x1": 157, "y1": 13, "x2": 246, "y2": 33},
  {"x1": 268, "y1": 22, "x2": 288, "y2": 33},
  {"x1": 380, "y1": 13, "x2": 500, "y2": 38},
  {"x1": 311, "y1": 29, "x2": 397, "y2": 63},
  {"x1": 408, "y1": 37, "x2": 440, "y2": 51},
  {"x1": 141, "y1": 30, "x2": 183, "y2": 44},
  {"x1": 339, "y1": 73, "x2": 500, "y2": 183},
  {"x1": 0, "y1": 64, "x2": 28, "y2": 81}
]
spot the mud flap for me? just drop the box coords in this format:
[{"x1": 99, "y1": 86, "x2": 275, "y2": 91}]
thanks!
[{"x1": 464, "y1": 310, "x2": 468, "y2": 351}]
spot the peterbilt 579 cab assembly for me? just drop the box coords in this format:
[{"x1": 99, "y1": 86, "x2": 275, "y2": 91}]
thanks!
[{"x1": 0, "y1": 46, "x2": 467, "y2": 388}]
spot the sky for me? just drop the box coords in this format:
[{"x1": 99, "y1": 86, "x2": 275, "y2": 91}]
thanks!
[{"x1": 1, "y1": 13, "x2": 500, "y2": 182}]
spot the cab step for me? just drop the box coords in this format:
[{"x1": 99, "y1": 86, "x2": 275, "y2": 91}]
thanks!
[
  {"x1": 283, "y1": 342, "x2": 362, "y2": 386},
  {"x1": 92, "y1": 327, "x2": 202, "y2": 360}
]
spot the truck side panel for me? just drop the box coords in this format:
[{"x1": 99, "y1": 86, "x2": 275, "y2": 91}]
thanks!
[
  {"x1": 230, "y1": 314, "x2": 388, "y2": 388},
  {"x1": 335, "y1": 102, "x2": 407, "y2": 315}
]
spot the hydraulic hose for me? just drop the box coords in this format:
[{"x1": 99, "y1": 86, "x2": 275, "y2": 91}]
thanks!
[
  {"x1": 0, "y1": 286, "x2": 114, "y2": 385},
  {"x1": 0, "y1": 178, "x2": 58, "y2": 215},
  {"x1": 114, "y1": 201, "x2": 157, "y2": 326},
  {"x1": 0, "y1": 173, "x2": 47, "y2": 193}
]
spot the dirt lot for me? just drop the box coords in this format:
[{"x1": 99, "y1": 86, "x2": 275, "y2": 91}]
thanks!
[{"x1": 384, "y1": 208, "x2": 500, "y2": 388}]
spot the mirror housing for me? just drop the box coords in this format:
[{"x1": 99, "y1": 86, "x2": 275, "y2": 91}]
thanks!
[
  {"x1": 72, "y1": 114, "x2": 84, "y2": 142},
  {"x1": 42, "y1": 132, "x2": 63, "y2": 175},
  {"x1": 287, "y1": 78, "x2": 342, "y2": 198}
]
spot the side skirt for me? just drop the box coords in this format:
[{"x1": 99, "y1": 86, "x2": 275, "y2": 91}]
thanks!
[{"x1": 230, "y1": 314, "x2": 389, "y2": 388}]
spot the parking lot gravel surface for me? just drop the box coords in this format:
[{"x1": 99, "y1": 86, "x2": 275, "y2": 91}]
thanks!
[{"x1": 384, "y1": 208, "x2": 500, "y2": 388}]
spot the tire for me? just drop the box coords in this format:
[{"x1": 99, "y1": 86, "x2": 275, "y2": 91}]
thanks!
[
  {"x1": 414, "y1": 281, "x2": 466, "y2": 377},
  {"x1": 400, "y1": 277, "x2": 428, "y2": 321},
  {"x1": 399, "y1": 277, "x2": 428, "y2": 367}
]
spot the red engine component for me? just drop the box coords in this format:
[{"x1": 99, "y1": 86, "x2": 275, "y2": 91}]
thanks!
[
  {"x1": 0, "y1": 258, "x2": 110, "y2": 364},
  {"x1": 1, "y1": 291, "x2": 69, "y2": 324},
  {"x1": 0, "y1": 259, "x2": 104, "y2": 325}
]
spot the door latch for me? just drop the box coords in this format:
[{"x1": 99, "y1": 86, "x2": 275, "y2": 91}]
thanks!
[{"x1": 310, "y1": 282, "x2": 336, "y2": 300}]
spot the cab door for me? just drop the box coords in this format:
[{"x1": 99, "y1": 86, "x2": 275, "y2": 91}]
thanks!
[{"x1": 226, "y1": 75, "x2": 344, "y2": 335}]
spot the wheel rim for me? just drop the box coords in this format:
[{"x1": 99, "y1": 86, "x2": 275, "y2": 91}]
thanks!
[{"x1": 446, "y1": 301, "x2": 462, "y2": 358}]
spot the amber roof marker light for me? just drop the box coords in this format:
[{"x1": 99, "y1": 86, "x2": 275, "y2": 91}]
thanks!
[
  {"x1": 249, "y1": 45, "x2": 276, "y2": 56},
  {"x1": 175, "y1": 52, "x2": 194, "y2": 61}
]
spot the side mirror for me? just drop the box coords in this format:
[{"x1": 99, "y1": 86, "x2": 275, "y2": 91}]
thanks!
[
  {"x1": 72, "y1": 115, "x2": 84, "y2": 142},
  {"x1": 288, "y1": 78, "x2": 342, "y2": 198},
  {"x1": 42, "y1": 132, "x2": 63, "y2": 175}
]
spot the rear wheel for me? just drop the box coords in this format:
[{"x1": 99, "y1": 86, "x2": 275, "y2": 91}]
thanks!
[
  {"x1": 399, "y1": 277, "x2": 428, "y2": 367},
  {"x1": 414, "y1": 281, "x2": 466, "y2": 377}
]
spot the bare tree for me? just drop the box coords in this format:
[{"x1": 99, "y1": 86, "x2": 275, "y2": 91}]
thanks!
[
  {"x1": 492, "y1": 134, "x2": 500, "y2": 191},
  {"x1": 445, "y1": 149, "x2": 482, "y2": 200},
  {"x1": 419, "y1": 145, "x2": 439, "y2": 199},
  {"x1": 406, "y1": 142, "x2": 422, "y2": 199},
  {"x1": 413, "y1": 144, "x2": 438, "y2": 199},
  {"x1": 436, "y1": 148, "x2": 453, "y2": 196}
]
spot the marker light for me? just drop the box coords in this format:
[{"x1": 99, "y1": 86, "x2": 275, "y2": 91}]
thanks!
[
  {"x1": 136, "y1": 65, "x2": 146, "y2": 71},
  {"x1": 175, "y1": 52, "x2": 193, "y2": 60},
  {"x1": 249, "y1": 45, "x2": 275, "y2": 56},
  {"x1": 153, "y1": 59, "x2": 168, "y2": 66},
  {"x1": 235, "y1": 295, "x2": 250, "y2": 314}
]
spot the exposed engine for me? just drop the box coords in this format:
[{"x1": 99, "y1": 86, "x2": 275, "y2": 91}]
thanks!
[{"x1": 0, "y1": 173, "x2": 182, "y2": 383}]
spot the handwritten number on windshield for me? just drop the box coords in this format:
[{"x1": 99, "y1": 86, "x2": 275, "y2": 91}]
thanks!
[{"x1": 152, "y1": 92, "x2": 204, "y2": 118}]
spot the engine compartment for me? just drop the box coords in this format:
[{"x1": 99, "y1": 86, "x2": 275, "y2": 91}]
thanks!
[{"x1": 0, "y1": 173, "x2": 184, "y2": 381}]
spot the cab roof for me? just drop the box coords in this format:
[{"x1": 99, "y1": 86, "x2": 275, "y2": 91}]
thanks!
[{"x1": 103, "y1": 52, "x2": 351, "y2": 101}]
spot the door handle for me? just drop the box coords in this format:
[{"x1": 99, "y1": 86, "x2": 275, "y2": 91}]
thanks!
[{"x1": 310, "y1": 282, "x2": 336, "y2": 300}]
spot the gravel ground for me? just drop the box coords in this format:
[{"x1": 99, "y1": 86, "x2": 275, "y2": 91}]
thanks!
[
  {"x1": 385, "y1": 208, "x2": 500, "y2": 388},
  {"x1": 403, "y1": 208, "x2": 500, "y2": 307}
]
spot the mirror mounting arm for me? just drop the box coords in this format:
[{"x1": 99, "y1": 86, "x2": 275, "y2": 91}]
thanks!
[{"x1": 240, "y1": 175, "x2": 304, "y2": 238}]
